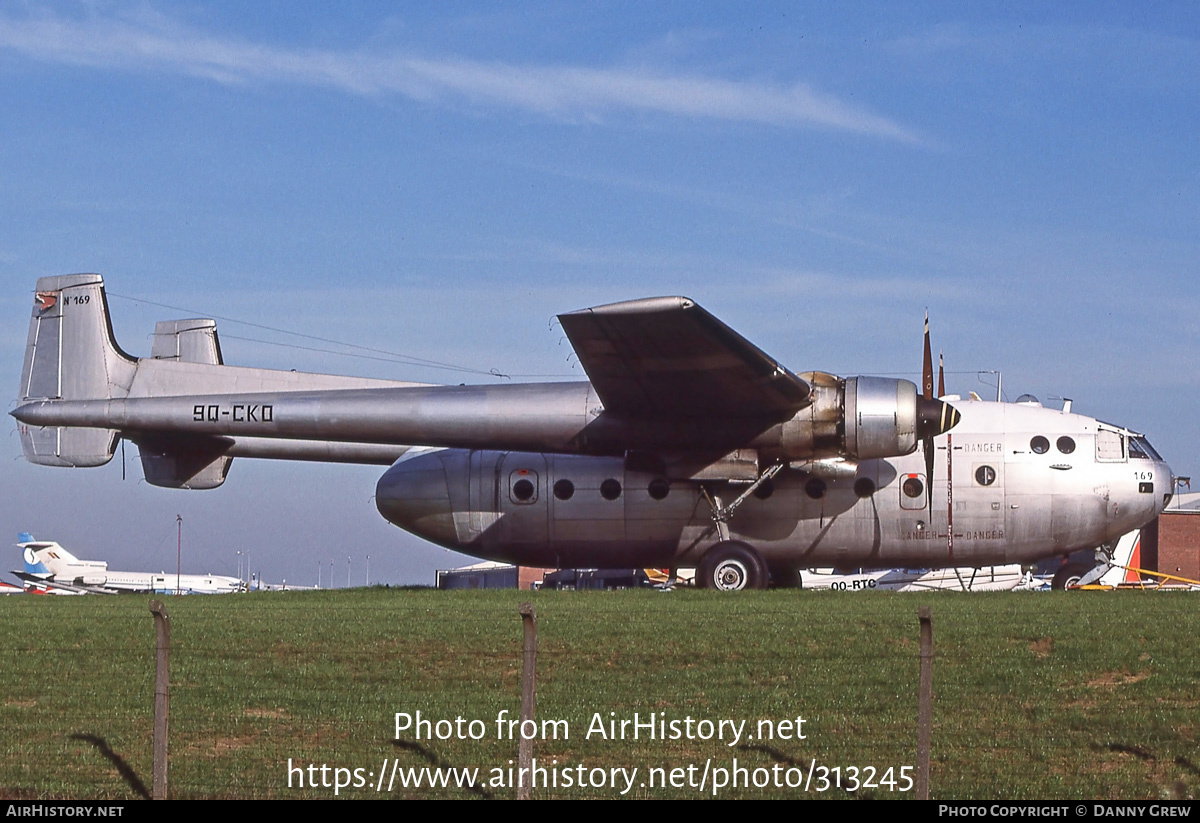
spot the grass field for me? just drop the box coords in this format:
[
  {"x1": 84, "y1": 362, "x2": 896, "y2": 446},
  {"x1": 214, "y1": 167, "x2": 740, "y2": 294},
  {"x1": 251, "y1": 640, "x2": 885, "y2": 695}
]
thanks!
[{"x1": 1, "y1": 588, "x2": 1197, "y2": 800}]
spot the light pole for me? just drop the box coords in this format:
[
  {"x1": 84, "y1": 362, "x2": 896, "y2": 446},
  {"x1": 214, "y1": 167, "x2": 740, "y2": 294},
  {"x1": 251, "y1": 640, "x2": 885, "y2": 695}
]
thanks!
[{"x1": 175, "y1": 515, "x2": 182, "y2": 596}]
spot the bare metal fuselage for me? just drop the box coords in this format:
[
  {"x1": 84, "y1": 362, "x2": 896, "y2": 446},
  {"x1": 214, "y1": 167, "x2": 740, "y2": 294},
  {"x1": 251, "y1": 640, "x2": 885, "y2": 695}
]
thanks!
[{"x1": 375, "y1": 399, "x2": 1168, "y2": 572}]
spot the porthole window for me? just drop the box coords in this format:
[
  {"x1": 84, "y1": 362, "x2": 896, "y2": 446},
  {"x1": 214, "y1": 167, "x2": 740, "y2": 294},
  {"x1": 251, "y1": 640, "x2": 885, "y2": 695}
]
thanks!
[
  {"x1": 553, "y1": 479, "x2": 574, "y2": 501},
  {"x1": 804, "y1": 477, "x2": 827, "y2": 499},
  {"x1": 648, "y1": 478, "x2": 670, "y2": 500},
  {"x1": 1056, "y1": 436, "x2": 1076, "y2": 455},
  {"x1": 975, "y1": 465, "x2": 996, "y2": 486},
  {"x1": 753, "y1": 479, "x2": 775, "y2": 500},
  {"x1": 1030, "y1": 436, "x2": 1050, "y2": 454},
  {"x1": 902, "y1": 476, "x2": 924, "y2": 498},
  {"x1": 512, "y1": 478, "x2": 535, "y2": 501},
  {"x1": 600, "y1": 478, "x2": 622, "y2": 501},
  {"x1": 854, "y1": 478, "x2": 876, "y2": 498}
]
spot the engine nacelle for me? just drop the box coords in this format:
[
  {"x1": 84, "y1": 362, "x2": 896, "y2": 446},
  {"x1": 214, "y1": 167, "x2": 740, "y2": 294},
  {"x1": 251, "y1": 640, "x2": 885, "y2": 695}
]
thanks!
[
  {"x1": 776, "y1": 375, "x2": 926, "y2": 462},
  {"x1": 843, "y1": 376, "x2": 919, "y2": 460}
]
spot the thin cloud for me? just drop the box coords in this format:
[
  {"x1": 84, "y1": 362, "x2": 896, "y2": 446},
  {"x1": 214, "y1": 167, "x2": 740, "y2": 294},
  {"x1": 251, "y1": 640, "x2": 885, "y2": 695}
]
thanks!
[{"x1": 0, "y1": 10, "x2": 920, "y2": 142}]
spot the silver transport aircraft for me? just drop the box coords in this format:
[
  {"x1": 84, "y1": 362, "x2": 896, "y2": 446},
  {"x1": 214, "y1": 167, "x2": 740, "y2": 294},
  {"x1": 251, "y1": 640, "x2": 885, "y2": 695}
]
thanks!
[{"x1": 11, "y1": 274, "x2": 1175, "y2": 591}]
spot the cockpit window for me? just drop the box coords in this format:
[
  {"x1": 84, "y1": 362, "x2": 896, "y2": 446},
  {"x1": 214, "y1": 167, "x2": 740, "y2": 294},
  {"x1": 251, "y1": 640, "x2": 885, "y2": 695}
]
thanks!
[
  {"x1": 1129, "y1": 437, "x2": 1161, "y2": 460},
  {"x1": 1096, "y1": 429, "x2": 1126, "y2": 462}
]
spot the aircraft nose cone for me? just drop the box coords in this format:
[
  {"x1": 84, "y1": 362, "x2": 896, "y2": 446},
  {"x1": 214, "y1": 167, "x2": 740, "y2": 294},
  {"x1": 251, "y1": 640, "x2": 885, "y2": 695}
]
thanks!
[
  {"x1": 1161, "y1": 465, "x2": 1178, "y2": 512},
  {"x1": 375, "y1": 450, "x2": 462, "y2": 548},
  {"x1": 916, "y1": 398, "x2": 960, "y2": 439}
]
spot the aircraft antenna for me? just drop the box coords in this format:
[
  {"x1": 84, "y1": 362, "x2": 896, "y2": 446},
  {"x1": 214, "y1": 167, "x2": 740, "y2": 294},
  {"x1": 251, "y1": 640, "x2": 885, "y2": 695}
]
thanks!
[{"x1": 109, "y1": 292, "x2": 512, "y2": 379}]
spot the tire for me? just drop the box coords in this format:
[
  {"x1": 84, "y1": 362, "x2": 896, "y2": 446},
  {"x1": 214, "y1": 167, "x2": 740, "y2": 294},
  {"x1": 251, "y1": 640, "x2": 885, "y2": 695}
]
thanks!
[
  {"x1": 697, "y1": 542, "x2": 768, "y2": 591},
  {"x1": 1051, "y1": 562, "x2": 1093, "y2": 591}
]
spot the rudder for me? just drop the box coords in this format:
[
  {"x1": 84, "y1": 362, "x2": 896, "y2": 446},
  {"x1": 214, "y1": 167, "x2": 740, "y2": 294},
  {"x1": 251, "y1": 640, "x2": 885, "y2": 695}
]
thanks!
[{"x1": 17, "y1": 274, "x2": 134, "y2": 467}]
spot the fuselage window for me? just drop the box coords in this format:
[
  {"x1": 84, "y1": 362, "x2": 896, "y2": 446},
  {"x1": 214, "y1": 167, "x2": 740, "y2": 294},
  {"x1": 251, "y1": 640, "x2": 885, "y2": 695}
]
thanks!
[
  {"x1": 753, "y1": 478, "x2": 775, "y2": 500},
  {"x1": 804, "y1": 477, "x2": 827, "y2": 499},
  {"x1": 1056, "y1": 436, "x2": 1076, "y2": 455},
  {"x1": 553, "y1": 479, "x2": 574, "y2": 500},
  {"x1": 1030, "y1": 436, "x2": 1049, "y2": 454},
  {"x1": 648, "y1": 478, "x2": 670, "y2": 500},
  {"x1": 975, "y1": 465, "x2": 996, "y2": 486},
  {"x1": 510, "y1": 472, "x2": 537, "y2": 504},
  {"x1": 902, "y1": 476, "x2": 924, "y2": 498},
  {"x1": 600, "y1": 478, "x2": 622, "y2": 501},
  {"x1": 854, "y1": 478, "x2": 876, "y2": 498}
]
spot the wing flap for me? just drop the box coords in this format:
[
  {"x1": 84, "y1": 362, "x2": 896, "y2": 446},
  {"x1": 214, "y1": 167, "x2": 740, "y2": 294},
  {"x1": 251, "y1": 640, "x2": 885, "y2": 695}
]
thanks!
[{"x1": 558, "y1": 296, "x2": 810, "y2": 419}]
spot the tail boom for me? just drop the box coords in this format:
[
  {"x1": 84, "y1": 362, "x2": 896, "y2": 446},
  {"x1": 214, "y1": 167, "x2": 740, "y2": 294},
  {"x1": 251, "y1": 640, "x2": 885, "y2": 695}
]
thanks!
[{"x1": 14, "y1": 273, "x2": 427, "y2": 484}]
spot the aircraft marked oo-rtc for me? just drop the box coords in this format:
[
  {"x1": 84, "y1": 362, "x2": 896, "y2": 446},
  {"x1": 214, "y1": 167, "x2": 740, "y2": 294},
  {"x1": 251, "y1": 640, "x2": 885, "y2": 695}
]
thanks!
[{"x1": 11, "y1": 274, "x2": 1174, "y2": 590}]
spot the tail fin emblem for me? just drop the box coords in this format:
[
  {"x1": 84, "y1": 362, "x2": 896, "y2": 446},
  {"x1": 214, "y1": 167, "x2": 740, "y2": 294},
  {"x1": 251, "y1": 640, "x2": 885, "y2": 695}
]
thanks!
[{"x1": 35, "y1": 291, "x2": 58, "y2": 312}]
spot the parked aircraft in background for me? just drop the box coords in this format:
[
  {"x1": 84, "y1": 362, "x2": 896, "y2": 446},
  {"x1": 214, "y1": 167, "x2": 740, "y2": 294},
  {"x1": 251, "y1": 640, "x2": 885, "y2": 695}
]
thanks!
[
  {"x1": 13, "y1": 533, "x2": 242, "y2": 595},
  {"x1": 795, "y1": 564, "x2": 1032, "y2": 592},
  {"x1": 11, "y1": 274, "x2": 1175, "y2": 590},
  {"x1": 1069, "y1": 527, "x2": 1200, "y2": 591}
]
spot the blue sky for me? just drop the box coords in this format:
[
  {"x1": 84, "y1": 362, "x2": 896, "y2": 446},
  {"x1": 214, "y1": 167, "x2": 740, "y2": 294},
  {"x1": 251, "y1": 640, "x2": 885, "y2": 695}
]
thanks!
[{"x1": 1, "y1": 3, "x2": 1197, "y2": 586}]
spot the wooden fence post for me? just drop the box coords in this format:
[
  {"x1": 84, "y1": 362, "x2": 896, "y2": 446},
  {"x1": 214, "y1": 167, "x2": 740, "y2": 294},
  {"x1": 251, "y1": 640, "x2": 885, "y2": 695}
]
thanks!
[
  {"x1": 518, "y1": 603, "x2": 537, "y2": 800},
  {"x1": 916, "y1": 605, "x2": 933, "y2": 800},
  {"x1": 149, "y1": 600, "x2": 171, "y2": 800}
]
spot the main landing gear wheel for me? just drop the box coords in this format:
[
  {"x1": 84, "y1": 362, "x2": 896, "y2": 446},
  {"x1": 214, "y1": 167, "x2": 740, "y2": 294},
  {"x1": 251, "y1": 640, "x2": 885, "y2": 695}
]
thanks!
[
  {"x1": 697, "y1": 541, "x2": 768, "y2": 591},
  {"x1": 1051, "y1": 562, "x2": 1093, "y2": 591}
]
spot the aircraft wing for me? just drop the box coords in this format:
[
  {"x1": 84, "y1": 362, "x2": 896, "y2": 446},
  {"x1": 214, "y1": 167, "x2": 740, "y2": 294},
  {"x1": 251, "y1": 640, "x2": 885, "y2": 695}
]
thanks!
[
  {"x1": 11, "y1": 572, "x2": 118, "y2": 595},
  {"x1": 558, "y1": 297, "x2": 811, "y2": 419}
]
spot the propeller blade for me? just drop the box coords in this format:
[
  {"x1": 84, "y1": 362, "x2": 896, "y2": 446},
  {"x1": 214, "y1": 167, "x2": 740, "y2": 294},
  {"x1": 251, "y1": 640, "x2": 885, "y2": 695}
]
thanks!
[
  {"x1": 938, "y1": 350, "x2": 945, "y2": 399},
  {"x1": 924, "y1": 436, "x2": 936, "y2": 515},
  {"x1": 922, "y1": 311, "x2": 934, "y2": 400},
  {"x1": 918, "y1": 316, "x2": 960, "y2": 518}
]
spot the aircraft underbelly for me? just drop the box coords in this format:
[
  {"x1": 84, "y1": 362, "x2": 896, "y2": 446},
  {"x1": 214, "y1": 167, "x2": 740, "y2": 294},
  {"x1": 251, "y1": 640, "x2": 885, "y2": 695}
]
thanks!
[{"x1": 378, "y1": 446, "x2": 1147, "y2": 571}]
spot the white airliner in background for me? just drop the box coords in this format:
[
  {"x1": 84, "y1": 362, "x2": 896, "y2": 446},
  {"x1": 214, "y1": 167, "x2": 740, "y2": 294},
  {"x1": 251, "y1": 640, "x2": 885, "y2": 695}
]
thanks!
[{"x1": 13, "y1": 533, "x2": 243, "y2": 595}]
